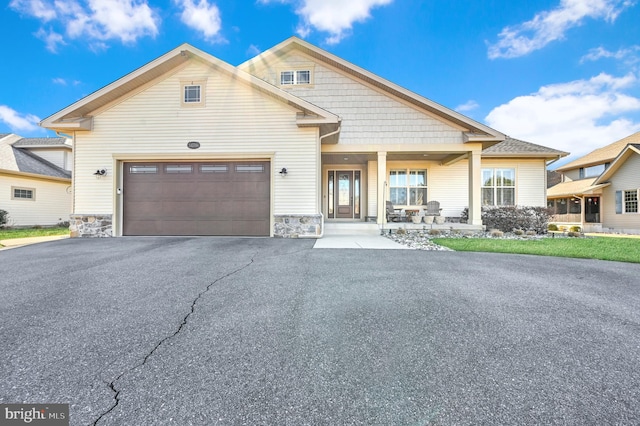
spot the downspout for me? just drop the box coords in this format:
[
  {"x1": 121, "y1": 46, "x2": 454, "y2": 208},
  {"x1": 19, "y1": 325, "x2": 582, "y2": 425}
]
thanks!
[
  {"x1": 308, "y1": 121, "x2": 340, "y2": 239},
  {"x1": 56, "y1": 130, "x2": 75, "y2": 218}
]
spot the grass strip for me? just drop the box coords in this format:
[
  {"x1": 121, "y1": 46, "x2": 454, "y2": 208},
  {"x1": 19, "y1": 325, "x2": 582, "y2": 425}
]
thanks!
[
  {"x1": 0, "y1": 226, "x2": 69, "y2": 241},
  {"x1": 431, "y1": 236, "x2": 640, "y2": 263}
]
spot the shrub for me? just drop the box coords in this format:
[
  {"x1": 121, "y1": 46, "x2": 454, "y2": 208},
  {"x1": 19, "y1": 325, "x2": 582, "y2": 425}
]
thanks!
[
  {"x1": 548, "y1": 224, "x2": 558, "y2": 231},
  {"x1": 461, "y1": 206, "x2": 551, "y2": 234},
  {"x1": 490, "y1": 229, "x2": 504, "y2": 238},
  {"x1": 428, "y1": 229, "x2": 441, "y2": 236},
  {"x1": 567, "y1": 231, "x2": 582, "y2": 238},
  {"x1": 526, "y1": 230, "x2": 537, "y2": 236},
  {"x1": 569, "y1": 225, "x2": 581, "y2": 232},
  {"x1": 396, "y1": 228, "x2": 407, "y2": 235},
  {"x1": 0, "y1": 209, "x2": 7, "y2": 227},
  {"x1": 513, "y1": 229, "x2": 525, "y2": 236}
]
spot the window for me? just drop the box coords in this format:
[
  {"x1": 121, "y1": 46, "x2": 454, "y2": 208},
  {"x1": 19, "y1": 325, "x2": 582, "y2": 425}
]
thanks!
[
  {"x1": 482, "y1": 168, "x2": 515, "y2": 206},
  {"x1": 184, "y1": 85, "x2": 200, "y2": 103},
  {"x1": 12, "y1": 187, "x2": 35, "y2": 200},
  {"x1": 165, "y1": 165, "x2": 193, "y2": 174},
  {"x1": 130, "y1": 165, "x2": 157, "y2": 174},
  {"x1": 280, "y1": 70, "x2": 311, "y2": 85},
  {"x1": 624, "y1": 190, "x2": 638, "y2": 213},
  {"x1": 235, "y1": 164, "x2": 264, "y2": 173},
  {"x1": 200, "y1": 165, "x2": 228, "y2": 173},
  {"x1": 579, "y1": 163, "x2": 609, "y2": 179},
  {"x1": 181, "y1": 80, "x2": 206, "y2": 107},
  {"x1": 389, "y1": 169, "x2": 427, "y2": 205}
]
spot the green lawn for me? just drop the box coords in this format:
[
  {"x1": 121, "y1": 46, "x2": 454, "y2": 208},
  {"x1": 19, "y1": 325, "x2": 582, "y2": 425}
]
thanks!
[
  {"x1": 0, "y1": 226, "x2": 69, "y2": 241},
  {"x1": 432, "y1": 236, "x2": 640, "y2": 263}
]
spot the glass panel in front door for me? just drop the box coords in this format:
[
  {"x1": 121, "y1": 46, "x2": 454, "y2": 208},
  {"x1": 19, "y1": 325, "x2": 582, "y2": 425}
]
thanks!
[{"x1": 336, "y1": 172, "x2": 353, "y2": 218}]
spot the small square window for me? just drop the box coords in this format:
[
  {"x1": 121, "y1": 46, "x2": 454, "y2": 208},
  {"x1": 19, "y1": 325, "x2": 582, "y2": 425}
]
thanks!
[{"x1": 184, "y1": 85, "x2": 201, "y2": 103}]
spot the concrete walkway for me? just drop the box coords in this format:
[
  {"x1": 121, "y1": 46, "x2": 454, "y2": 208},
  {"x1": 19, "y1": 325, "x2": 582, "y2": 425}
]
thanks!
[
  {"x1": 0, "y1": 235, "x2": 69, "y2": 250},
  {"x1": 313, "y1": 222, "x2": 409, "y2": 249}
]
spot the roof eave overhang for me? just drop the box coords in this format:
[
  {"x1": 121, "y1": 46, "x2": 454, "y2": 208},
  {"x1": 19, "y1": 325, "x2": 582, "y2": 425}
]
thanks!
[
  {"x1": 594, "y1": 145, "x2": 640, "y2": 184},
  {"x1": 483, "y1": 152, "x2": 568, "y2": 161},
  {"x1": 0, "y1": 168, "x2": 71, "y2": 182},
  {"x1": 548, "y1": 182, "x2": 611, "y2": 198}
]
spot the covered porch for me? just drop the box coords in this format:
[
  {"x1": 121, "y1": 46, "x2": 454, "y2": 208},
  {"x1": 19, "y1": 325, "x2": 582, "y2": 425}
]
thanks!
[
  {"x1": 320, "y1": 142, "x2": 488, "y2": 230},
  {"x1": 547, "y1": 178, "x2": 610, "y2": 233}
]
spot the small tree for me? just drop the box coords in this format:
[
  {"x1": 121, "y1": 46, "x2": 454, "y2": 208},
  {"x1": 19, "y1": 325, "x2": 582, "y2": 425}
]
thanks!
[{"x1": 0, "y1": 209, "x2": 8, "y2": 227}]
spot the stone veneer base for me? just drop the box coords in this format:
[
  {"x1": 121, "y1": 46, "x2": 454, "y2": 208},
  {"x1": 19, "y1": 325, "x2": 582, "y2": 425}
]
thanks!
[
  {"x1": 273, "y1": 214, "x2": 323, "y2": 238},
  {"x1": 69, "y1": 214, "x2": 113, "y2": 238}
]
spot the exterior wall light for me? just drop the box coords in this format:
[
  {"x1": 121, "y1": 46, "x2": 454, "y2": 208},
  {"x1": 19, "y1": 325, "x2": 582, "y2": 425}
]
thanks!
[
  {"x1": 94, "y1": 168, "x2": 107, "y2": 178},
  {"x1": 279, "y1": 167, "x2": 288, "y2": 177}
]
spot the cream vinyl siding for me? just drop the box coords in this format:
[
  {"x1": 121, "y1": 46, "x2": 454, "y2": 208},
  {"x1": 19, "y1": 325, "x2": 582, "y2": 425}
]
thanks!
[
  {"x1": 603, "y1": 154, "x2": 640, "y2": 231},
  {"x1": 73, "y1": 61, "x2": 319, "y2": 216},
  {"x1": 425, "y1": 159, "x2": 547, "y2": 218},
  {"x1": 0, "y1": 175, "x2": 70, "y2": 226},
  {"x1": 248, "y1": 53, "x2": 463, "y2": 145},
  {"x1": 482, "y1": 159, "x2": 548, "y2": 207}
]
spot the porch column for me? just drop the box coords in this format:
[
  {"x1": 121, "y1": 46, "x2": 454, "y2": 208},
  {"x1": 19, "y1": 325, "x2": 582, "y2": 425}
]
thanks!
[
  {"x1": 377, "y1": 151, "x2": 387, "y2": 224},
  {"x1": 468, "y1": 150, "x2": 482, "y2": 226}
]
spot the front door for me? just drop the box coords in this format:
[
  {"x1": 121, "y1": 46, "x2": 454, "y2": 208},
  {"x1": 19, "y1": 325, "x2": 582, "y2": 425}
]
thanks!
[
  {"x1": 327, "y1": 170, "x2": 361, "y2": 219},
  {"x1": 336, "y1": 171, "x2": 354, "y2": 218},
  {"x1": 585, "y1": 196, "x2": 600, "y2": 223}
]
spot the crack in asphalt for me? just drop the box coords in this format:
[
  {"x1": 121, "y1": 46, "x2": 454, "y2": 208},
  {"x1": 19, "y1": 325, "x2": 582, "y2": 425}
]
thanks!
[{"x1": 91, "y1": 253, "x2": 258, "y2": 426}]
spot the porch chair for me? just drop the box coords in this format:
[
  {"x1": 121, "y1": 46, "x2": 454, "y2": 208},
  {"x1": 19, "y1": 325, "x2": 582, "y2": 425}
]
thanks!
[
  {"x1": 426, "y1": 200, "x2": 442, "y2": 216},
  {"x1": 386, "y1": 201, "x2": 401, "y2": 222}
]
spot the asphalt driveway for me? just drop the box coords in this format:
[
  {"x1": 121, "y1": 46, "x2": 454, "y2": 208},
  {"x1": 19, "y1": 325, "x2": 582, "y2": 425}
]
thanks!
[{"x1": 1, "y1": 237, "x2": 639, "y2": 425}]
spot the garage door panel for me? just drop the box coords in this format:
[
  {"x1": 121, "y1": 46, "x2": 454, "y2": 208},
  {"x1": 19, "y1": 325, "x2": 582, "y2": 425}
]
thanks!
[{"x1": 124, "y1": 161, "x2": 270, "y2": 236}]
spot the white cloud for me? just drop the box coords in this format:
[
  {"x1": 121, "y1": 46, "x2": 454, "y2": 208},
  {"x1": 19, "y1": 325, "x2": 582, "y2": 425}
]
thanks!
[
  {"x1": 52, "y1": 77, "x2": 67, "y2": 85},
  {"x1": 487, "y1": 0, "x2": 634, "y2": 59},
  {"x1": 580, "y1": 45, "x2": 640, "y2": 64},
  {"x1": 10, "y1": 0, "x2": 160, "y2": 50},
  {"x1": 260, "y1": 0, "x2": 393, "y2": 44},
  {"x1": 0, "y1": 106, "x2": 41, "y2": 133},
  {"x1": 246, "y1": 44, "x2": 261, "y2": 57},
  {"x1": 485, "y1": 73, "x2": 640, "y2": 161},
  {"x1": 455, "y1": 100, "x2": 479, "y2": 112},
  {"x1": 174, "y1": 0, "x2": 223, "y2": 42},
  {"x1": 35, "y1": 27, "x2": 66, "y2": 52}
]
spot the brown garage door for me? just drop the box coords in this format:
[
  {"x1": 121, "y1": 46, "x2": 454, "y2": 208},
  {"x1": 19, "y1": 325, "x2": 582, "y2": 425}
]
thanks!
[{"x1": 123, "y1": 161, "x2": 270, "y2": 236}]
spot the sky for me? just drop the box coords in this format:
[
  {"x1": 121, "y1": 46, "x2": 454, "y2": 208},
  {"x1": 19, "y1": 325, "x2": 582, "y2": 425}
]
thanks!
[{"x1": 2, "y1": 0, "x2": 640, "y2": 167}]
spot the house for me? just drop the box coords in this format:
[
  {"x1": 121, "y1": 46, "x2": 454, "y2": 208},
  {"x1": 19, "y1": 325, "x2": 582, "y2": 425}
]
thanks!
[
  {"x1": 0, "y1": 133, "x2": 72, "y2": 227},
  {"x1": 548, "y1": 131, "x2": 640, "y2": 234},
  {"x1": 40, "y1": 37, "x2": 566, "y2": 238}
]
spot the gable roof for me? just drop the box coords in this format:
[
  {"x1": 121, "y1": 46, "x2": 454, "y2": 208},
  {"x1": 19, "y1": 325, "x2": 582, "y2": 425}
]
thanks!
[
  {"x1": 482, "y1": 137, "x2": 568, "y2": 161},
  {"x1": 240, "y1": 36, "x2": 505, "y2": 144},
  {"x1": 0, "y1": 136, "x2": 71, "y2": 181},
  {"x1": 40, "y1": 43, "x2": 340, "y2": 135},
  {"x1": 556, "y1": 131, "x2": 640, "y2": 172},
  {"x1": 594, "y1": 143, "x2": 640, "y2": 184}
]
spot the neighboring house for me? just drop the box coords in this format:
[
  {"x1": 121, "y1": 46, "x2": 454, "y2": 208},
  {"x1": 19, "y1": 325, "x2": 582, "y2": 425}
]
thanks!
[
  {"x1": 548, "y1": 131, "x2": 640, "y2": 234},
  {"x1": 40, "y1": 37, "x2": 566, "y2": 238},
  {"x1": 0, "y1": 133, "x2": 72, "y2": 227}
]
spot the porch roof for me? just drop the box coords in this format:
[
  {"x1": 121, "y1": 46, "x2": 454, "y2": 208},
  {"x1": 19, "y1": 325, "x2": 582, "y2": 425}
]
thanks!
[{"x1": 547, "y1": 178, "x2": 610, "y2": 198}]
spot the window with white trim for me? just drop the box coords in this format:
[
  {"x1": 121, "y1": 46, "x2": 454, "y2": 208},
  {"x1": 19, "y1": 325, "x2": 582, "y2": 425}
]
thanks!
[
  {"x1": 183, "y1": 85, "x2": 200, "y2": 103},
  {"x1": 482, "y1": 168, "x2": 515, "y2": 206},
  {"x1": 181, "y1": 79, "x2": 206, "y2": 107},
  {"x1": 624, "y1": 189, "x2": 638, "y2": 213},
  {"x1": 389, "y1": 169, "x2": 427, "y2": 205},
  {"x1": 280, "y1": 70, "x2": 311, "y2": 85},
  {"x1": 12, "y1": 187, "x2": 35, "y2": 200}
]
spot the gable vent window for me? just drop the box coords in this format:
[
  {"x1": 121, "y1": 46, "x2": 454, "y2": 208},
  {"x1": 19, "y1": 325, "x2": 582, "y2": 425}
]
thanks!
[
  {"x1": 281, "y1": 70, "x2": 311, "y2": 85},
  {"x1": 181, "y1": 79, "x2": 207, "y2": 107},
  {"x1": 184, "y1": 85, "x2": 201, "y2": 103}
]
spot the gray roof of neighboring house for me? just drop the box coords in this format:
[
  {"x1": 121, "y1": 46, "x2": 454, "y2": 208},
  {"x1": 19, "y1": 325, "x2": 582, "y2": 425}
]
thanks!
[
  {"x1": 0, "y1": 133, "x2": 10, "y2": 139},
  {"x1": 11, "y1": 147, "x2": 71, "y2": 179},
  {"x1": 12, "y1": 137, "x2": 69, "y2": 147},
  {"x1": 483, "y1": 137, "x2": 568, "y2": 157}
]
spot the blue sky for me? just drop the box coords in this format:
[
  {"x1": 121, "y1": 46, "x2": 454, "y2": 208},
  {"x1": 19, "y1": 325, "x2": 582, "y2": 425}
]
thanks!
[{"x1": 3, "y1": 0, "x2": 640, "y2": 165}]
